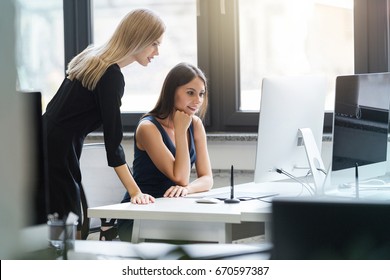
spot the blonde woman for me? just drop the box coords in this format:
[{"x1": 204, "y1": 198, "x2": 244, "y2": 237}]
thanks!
[{"x1": 42, "y1": 8, "x2": 165, "y2": 238}]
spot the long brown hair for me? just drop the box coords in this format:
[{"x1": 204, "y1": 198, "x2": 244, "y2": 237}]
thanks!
[
  {"x1": 146, "y1": 62, "x2": 209, "y2": 120},
  {"x1": 66, "y1": 8, "x2": 165, "y2": 90}
]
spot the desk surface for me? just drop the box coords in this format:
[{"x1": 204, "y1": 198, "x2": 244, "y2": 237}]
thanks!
[
  {"x1": 88, "y1": 181, "x2": 308, "y2": 223},
  {"x1": 88, "y1": 180, "x2": 390, "y2": 244},
  {"x1": 88, "y1": 181, "x2": 310, "y2": 243}
]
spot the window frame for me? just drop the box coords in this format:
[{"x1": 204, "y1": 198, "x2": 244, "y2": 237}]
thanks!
[
  {"x1": 63, "y1": 0, "x2": 93, "y2": 71},
  {"x1": 62, "y1": 0, "x2": 390, "y2": 133}
]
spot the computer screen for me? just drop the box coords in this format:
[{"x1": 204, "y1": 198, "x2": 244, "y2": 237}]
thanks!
[
  {"x1": 330, "y1": 73, "x2": 390, "y2": 186},
  {"x1": 254, "y1": 75, "x2": 327, "y2": 187}
]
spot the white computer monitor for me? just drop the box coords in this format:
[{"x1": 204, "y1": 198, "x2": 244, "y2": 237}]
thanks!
[
  {"x1": 330, "y1": 73, "x2": 390, "y2": 188},
  {"x1": 254, "y1": 75, "x2": 327, "y2": 190}
]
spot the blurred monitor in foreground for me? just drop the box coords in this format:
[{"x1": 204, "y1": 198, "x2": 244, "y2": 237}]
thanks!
[{"x1": 271, "y1": 197, "x2": 390, "y2": 259}]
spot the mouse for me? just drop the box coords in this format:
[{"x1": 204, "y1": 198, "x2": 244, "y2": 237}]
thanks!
[{"x1": 195, "y1": 197, "x2": 221, "y2": 204}]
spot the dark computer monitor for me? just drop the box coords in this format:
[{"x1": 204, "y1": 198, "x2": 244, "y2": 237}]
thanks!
[
  {"x1": 330, "y1": 72, "x2": 390, "y2": 187},
  {"x1": 19, "y1": 91, "x2": 48, "y2": 225},
  {"x1": 271, "y1": 197, "x2": 390, "y2": 259}
]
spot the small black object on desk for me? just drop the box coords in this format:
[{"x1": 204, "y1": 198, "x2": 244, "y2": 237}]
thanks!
[{"x1": 224, "y1": 165, "x2": 240, "y2": 204}]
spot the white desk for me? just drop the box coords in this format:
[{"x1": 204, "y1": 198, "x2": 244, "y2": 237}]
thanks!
[{"x1": 88, "y1": 182, "x2": 309, "y2": 244}]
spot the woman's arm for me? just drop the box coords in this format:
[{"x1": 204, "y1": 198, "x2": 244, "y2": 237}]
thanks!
[
  {"x1": 164, "y1": 116, "x2": 213, "y2": 197},
  {"x1": 171, "y1": 110, "x2": 192, "y2": 184},
  {"x1": 136, "y1": 111, "x2": 192, "y2": 186},
  {"x1": 187, "y1": 116, "x2": 213, "y2": 192},
  {"x1": 114, "y1": 164, "x2": 155, "y2": 204}
]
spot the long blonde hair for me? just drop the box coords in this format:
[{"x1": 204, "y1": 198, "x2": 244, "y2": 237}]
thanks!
[{"x1": 67, "y1": 8, "x2": 165, "y2": 90}]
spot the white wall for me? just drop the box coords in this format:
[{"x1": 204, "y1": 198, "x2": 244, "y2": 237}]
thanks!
[{"x1": 88, "y1": 136, "x2": 333, "y2": 171}]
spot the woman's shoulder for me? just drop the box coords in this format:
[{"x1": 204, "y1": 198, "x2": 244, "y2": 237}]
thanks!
[
  {"x1": 138, "y1": 115, "x2": 157, "y2": 127},
  {"x1": 106, "y1": 63, "x2": 121, "y2": 72},
  {"x1": 106, "y1": 63, "x2": 122, "y2": 75},
  {"x1": 191, "y1": 115, "x2": 204, "y2": 128},
  {"x1": 96, "y1": 64, "x2": 124, "y2": 90},
  {"x1": 101, "y1": 64, "x2": 123, "y2": 80},
  {"x1": 191, "y1": 115, "x2": 206, "y2": 137},
  {"x1": 137, "y1": 116, "x2": 159, "y2": 132},
  {"x1": 136, "y1": 117, "x2": 162, "y2": 143}
]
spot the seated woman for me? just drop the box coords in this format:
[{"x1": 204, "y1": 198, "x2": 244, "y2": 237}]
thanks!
[{"x1": 118, "y1": 62, "x2": 214, "y2": 241}]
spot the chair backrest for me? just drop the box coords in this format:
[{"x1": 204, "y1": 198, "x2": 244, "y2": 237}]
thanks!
[{"x1": 79, "y1": 143, "x2": 125, "y2": 239}]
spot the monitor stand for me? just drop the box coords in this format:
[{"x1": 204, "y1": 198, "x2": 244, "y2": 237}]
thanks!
[{"x1": 298, "y1": 128, "x2": 326, "y2": 195}]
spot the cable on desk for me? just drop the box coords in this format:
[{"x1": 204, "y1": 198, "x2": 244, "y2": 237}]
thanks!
[
  {"x1": 293, "y1": 165, "x2": 327, "y2": 175},
  {"x1": 236, "y1": 195, "x2": 276, "y2": 203},
  {"x1": 275, "y1": 168, "x2": 315, "y2": 196},
  {"x1": 256, "y1": 198, "x2": 273, "y2": 203}
]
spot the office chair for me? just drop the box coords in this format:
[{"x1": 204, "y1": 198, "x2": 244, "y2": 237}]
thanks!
[{"x1": 79, "y1": 143, "x2": 126, "y2": 240}]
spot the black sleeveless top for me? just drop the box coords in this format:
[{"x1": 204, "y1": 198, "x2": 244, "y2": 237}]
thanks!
[{"x1": 122, "y1": 115, "x2": 196, "y2": 201}]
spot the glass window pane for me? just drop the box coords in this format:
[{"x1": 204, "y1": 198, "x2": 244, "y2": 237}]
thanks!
[
  {"x1": 239, "y1": 0, "x2": 354, "y2": 111},
  {"x1": 15, "y1": 0, "x2": 64, "y2": 111},
  {"x1": 93, "y1": 0, "x2": 198, "y2": 112}
]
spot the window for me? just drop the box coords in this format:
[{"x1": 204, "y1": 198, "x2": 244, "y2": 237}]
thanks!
[
  {"x1": 93, "y1": 0, "x2": 198, "y2": 113},
  {"x1": 194, "y1": 0, "x2": 353, "y2": 132},
  {"x1": 17, "y1": 0, "x2": 390, "y2": 133},
  {"x1": 239, "y1": 0, "x2": 354, "y2": 112},
  {"x1": 15, "y1": 0, "x2": 64, "y2": 111}
]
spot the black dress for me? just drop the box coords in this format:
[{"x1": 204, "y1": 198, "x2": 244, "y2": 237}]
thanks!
[{"x1": 42, "y1": 64, "x2": 127, "y2": 228}]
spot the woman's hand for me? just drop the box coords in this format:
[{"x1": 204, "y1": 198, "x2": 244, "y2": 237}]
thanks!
[
  {"x1": 173, "y1": 110, "x2": 192, "y2": 133},
  {"x1": 164, "y1": 185, "x2": 189, "y2": 198},
  {"x1": 131, "y1": 192, "x2": 155, "y2": 204}
]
